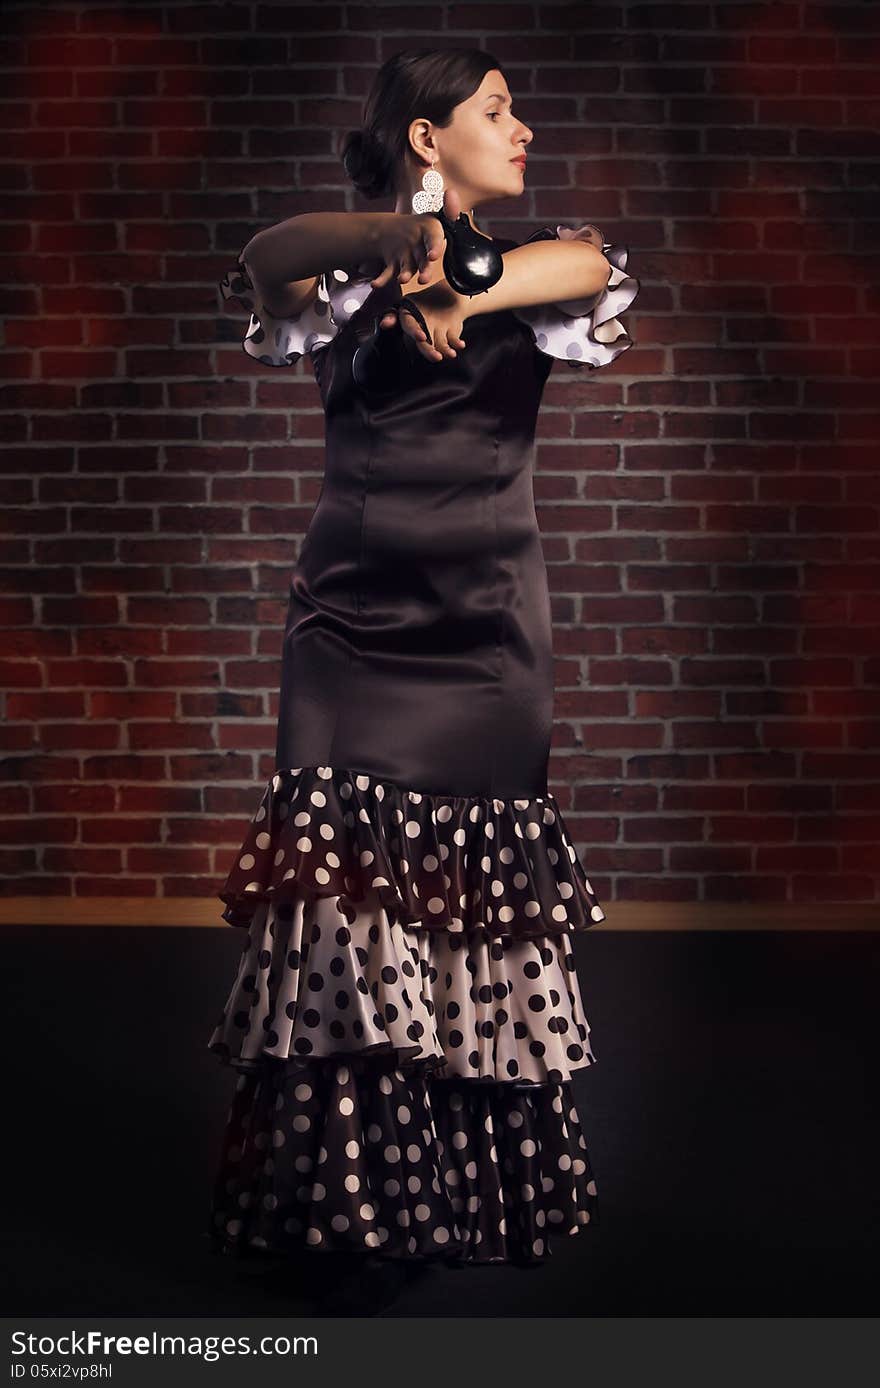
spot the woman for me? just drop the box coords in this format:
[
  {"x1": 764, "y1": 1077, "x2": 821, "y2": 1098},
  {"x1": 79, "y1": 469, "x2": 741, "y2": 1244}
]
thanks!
[{"x1": 209, "y1": 47, "x2": 639, "y2": 1314}]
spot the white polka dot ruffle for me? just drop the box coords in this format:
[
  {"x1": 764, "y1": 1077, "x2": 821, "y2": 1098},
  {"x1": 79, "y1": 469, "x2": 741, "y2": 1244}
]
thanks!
[
  {"x1": 219, "y1": 259, "x2": 373, "y2": 368},
  {"x1": 209, "y1": 888, "x2": 596, "y2": 1086},
  {"x1": 511, "y1": 222, "x2": 640, "y2": 370},
  {"x1": 219, "y1": 764, "x2": 607, "y2": 941}
]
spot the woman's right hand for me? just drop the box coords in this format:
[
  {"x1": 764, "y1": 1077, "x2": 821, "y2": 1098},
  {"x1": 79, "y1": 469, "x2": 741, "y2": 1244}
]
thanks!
[{"x1": 367, "y1": 187, "x2": 463, "y2": 290}]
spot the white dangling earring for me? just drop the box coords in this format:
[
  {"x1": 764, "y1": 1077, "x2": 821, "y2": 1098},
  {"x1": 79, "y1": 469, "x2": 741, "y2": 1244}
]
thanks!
[{"x1": 411, "y1": 153, "x2": 444, "y2": 214}]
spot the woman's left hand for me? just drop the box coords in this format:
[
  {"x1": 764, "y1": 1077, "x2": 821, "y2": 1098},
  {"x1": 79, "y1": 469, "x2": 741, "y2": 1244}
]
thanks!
[{"x1": 376, "y1": 279, "x2": 469, "y2": 363}]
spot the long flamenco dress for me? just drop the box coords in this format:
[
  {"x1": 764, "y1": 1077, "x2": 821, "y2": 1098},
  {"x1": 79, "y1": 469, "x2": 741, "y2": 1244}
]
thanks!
[{"x1": 208, "y1": 221, "x2": 639, "y2": 1266}]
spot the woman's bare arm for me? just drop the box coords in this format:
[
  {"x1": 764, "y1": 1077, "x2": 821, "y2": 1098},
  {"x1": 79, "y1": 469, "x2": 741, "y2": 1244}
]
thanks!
[
  {"x1": 240, "y1": 212, "x2": 391, "y2": 315},
  {"x1": 383, "y1": 239, "x2": 615, "y2": 361},
  {"x1": 240, "y1": 214, "x2": 610, "y2": 324},
  {"x1": 461, "y1": 240, "x2": 611, "y2": 320}
]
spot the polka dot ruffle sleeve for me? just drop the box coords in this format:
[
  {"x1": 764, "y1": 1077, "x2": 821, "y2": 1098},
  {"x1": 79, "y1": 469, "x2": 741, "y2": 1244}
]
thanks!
[
  {"x1": 218, "y1": 259, "x2": 361, "y2": 368},
  {"x1": 512, "y1": 222, "x2": 639, "y2": 370}
]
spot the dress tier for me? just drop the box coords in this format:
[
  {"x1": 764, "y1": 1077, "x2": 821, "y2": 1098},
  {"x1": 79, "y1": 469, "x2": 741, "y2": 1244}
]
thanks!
[{"x1": 209, "y1": 222, "x2": 639, "y2": 1263}]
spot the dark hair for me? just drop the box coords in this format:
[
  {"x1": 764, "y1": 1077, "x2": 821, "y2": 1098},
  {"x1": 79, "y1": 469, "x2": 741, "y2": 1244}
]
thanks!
[{"x1": 341, "y1": 47, "x2": 507, "y2": 201}]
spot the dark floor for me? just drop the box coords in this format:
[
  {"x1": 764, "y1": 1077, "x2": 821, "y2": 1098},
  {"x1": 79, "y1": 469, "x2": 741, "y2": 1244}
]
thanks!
[{"x1": 4, "y1": 923, "x2": 878, "y2": 1316}]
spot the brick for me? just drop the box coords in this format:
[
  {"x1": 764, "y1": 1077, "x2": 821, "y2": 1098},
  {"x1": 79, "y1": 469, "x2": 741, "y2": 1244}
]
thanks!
[
  {"x1": 33, "y1": 783, "x2": 116, "y2": 813},
  {"x1": 206, "y1": 541, "x2": 290, "y2": 563},
  {"x1": 216, "y1": 727, "x2": 274, "y2": 749},
  {"x1": 0, "y1": 756, "x2": 81, "y2": 781},
  {"x1": 169, "y1": 755, "x2": 249, "y2": 788},
  {"x1": 79, "y1": 563, "x2": 163, "y2": 591},
  {"x1": 77, "y1": 630, "x2": 163, "y2": 655},
  {"x1": 126, "y1": 846, "x2": 214, "y2": 873},
  {"x1": 114, "y1": 793, "x2": 198, "y2": 810},
  {"x1": 0, "y1": 810, "x2": 75, "y2": 843},
  {"x1": 165, "y1": 630, "x2": 248, "y2": 655},
  {"x1": 39, "y1": 724, "x2": 120, "y2": 750},
  {"x1": 0, "y1": 789, "x2": 31, "y2": 825},
  {"x1": 0, "y1": 478, "x2": 33, "y2": 506},
  {"x1": 0, "y1": 877, "x2": 71, "y2": 899},
  {"x1": 127, "y1": 727, "x2": 213, "y2": 749},
  {"x1": 0, "y1": 596, "x2": 34, "y2": 624},
  {"x1": 0, "y1": 725, "x2": 40, "y2": 750},
  {"x1": 68, "y1": 506, "x2": 154, "y2": 533},
  {"x1": 0, "y1": 541, "x2": 29, "y2": 563},
  {"x1": 89, "y1": 691, "x2": 177, "y2": 718},
  {"x1": 46, "y1": 657, "x2": 128, "y2": 685},
  {"x1": 0, "y1": 849, "x2": 39, "y2": 871},
  {"x1": 133, "y1": 660, "x2": 222, "y2": 689},
  {"x1": 73, "y1": 876, "x2": 159, "y2": 896},
  {"x1": 169, "y1": 566, "x2": 249, "y2": 594},
  {"x1": 216, "y1": 596, "x2": 280, "y2": 624},
  {"x1": 163, "y1": 877, "x2": 222, "y2": 899},
  {"x1": 249, "y1": 508, "x2": 308, "y2": 532},
  {"x1": 226, "y1": 657, "x2": 280, "y2": 685},
  {"x1": 34, "y1": 538, "x2": 114, "y2": 566},
  {"x1": 163, "y1": 810, "x2": 240, "y2": 843},
  {"x1": 6, "y1": 691, "x2": 85, "y2": 718},
  {"x1": 212, "y1": 477, "x2": 294, "y2": 505},
  {"x1": 77, "y1": 446, "x2": 159, "y2": 474},
  {"x1": 43, "y1": 843, "x2": 123, "y2": 866},
  {"x1": 81, "y1": 755, "x2": 167, "y2": 780},
  {"x1": 127, "y1": 596, "x2": 210, "y2": 624},
  {"x1": 163, "y1": 446, "x2": 247, "y2": 474},
  {"x1": 116, "y1": 538, "x2": 195, "y2": 566},
  {"x1": 31, "y1": 408, "x2": 111, "y2": 441},
  {"x1": 155, "y1": 505, "x2": 250, "y2": 534},
  {"x1": 42, "y1": 596, "x2": 121, "y2": 624},
  {"x1": 0, "y1": 563, "x2": 75, "y2": 591},
  {"x1": 123, "y1": 477, "x2": 205, "y2": 505},
  {"x1": 0, "y1": 657, "x2": 44, "y2": 685},
  {"x1": 177, "y1": 691, "x2": 260, "y2": 716},
  {"x1": 80, "y1": 810, "x2": 161, "y2": 843}
]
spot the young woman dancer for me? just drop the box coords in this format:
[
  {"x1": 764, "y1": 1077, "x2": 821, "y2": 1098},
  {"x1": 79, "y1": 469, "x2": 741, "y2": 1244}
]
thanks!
[{"x1": 209, "y1": 46, "x2": 638, "y2": 1315}]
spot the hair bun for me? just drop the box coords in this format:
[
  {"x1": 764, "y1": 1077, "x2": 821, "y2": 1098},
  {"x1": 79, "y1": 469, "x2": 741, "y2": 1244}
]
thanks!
[{"x1": 341, "y1": 126, "x2": 392, "y2": 201}]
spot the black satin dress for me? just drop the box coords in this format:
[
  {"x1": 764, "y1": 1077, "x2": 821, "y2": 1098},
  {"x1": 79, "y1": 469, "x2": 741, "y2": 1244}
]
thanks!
[
  {"x1": 276, "y1": 287, "x2": 556, "y2": 801},
  {"x1": 208, "y1": 223, "x2": 638, "y2": 1267}
]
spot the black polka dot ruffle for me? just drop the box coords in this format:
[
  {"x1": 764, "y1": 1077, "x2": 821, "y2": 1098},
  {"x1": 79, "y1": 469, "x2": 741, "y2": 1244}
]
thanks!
[
  {"x1": 219, "y1": 764, "x2": 607, "y2": 943},
  {"x1": 209, "y1": 1050, "x2": 599, "y2": 1265}
]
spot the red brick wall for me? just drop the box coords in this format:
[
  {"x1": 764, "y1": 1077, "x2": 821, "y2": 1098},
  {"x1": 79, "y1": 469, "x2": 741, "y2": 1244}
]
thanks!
[{"x1": 2, "y1": 2, "x2": 879, "y2": 910}]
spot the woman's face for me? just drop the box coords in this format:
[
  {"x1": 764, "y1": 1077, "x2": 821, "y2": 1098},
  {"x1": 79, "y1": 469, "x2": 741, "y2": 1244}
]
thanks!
[{"x1": 421, "y1": 69, "x2": 533, "y2": 208}]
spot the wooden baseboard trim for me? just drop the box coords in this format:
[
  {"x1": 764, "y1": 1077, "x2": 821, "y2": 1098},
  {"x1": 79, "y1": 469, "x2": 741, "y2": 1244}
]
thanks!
[{"x1": 0, "y1": 898, "x2": 877, "y2": 930}]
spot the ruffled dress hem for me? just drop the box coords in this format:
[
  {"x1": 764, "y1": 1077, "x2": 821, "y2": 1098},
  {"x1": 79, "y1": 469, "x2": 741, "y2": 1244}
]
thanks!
[
  {"x1": 208, "y1": 763, "x2": 605, "y2": 1264},
  {"x1": 219, "y1": 763, "x2": 607, "y2": 943},
  {"x1": 208, "y1": 1049, "x2": 599, "y2": 1266},
  {"x1": 208, "y1": 886, "x2": 596, "y2": 1086}
]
